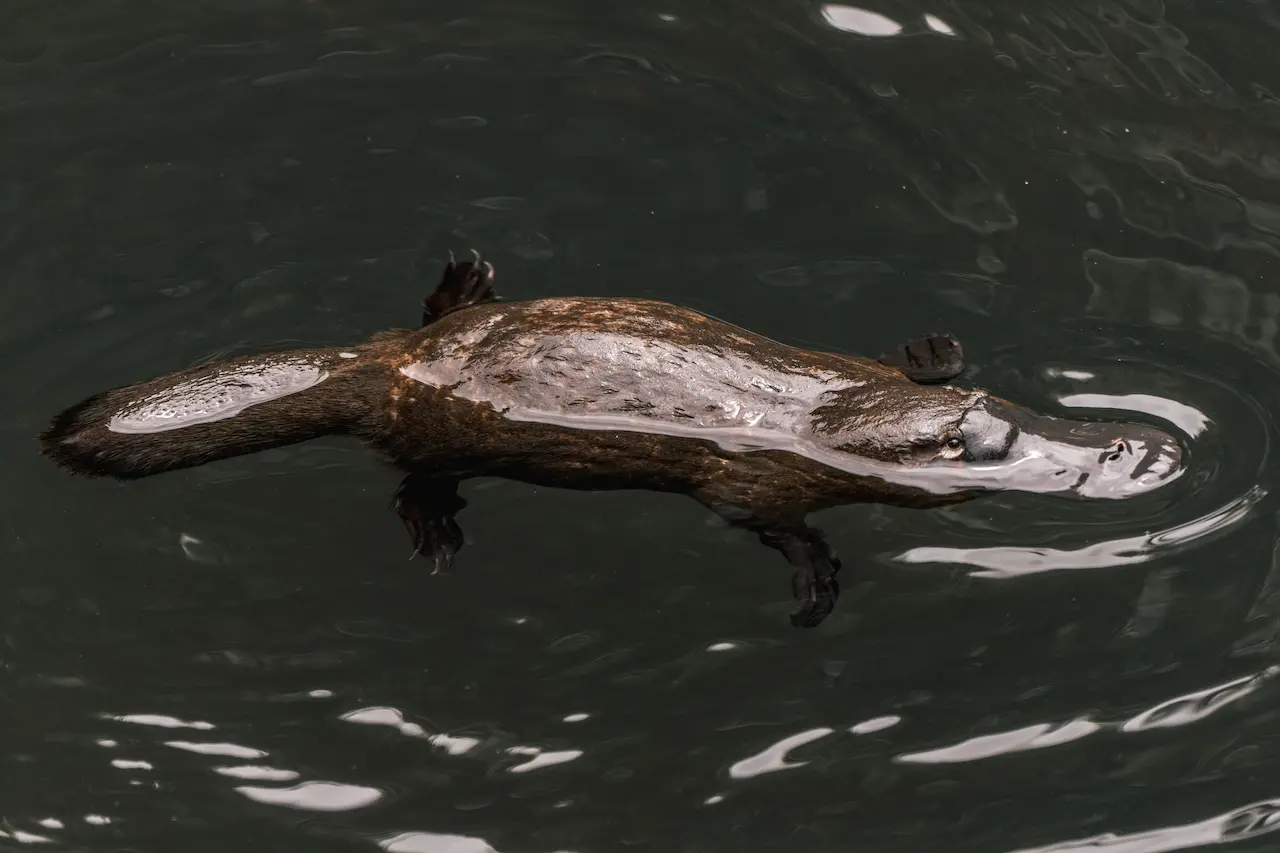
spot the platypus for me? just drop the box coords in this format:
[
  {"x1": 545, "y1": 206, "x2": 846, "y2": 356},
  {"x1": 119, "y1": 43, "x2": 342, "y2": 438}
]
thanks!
[{"x1": 38, "y1": 254, "x2": 1185, "y2": 627}]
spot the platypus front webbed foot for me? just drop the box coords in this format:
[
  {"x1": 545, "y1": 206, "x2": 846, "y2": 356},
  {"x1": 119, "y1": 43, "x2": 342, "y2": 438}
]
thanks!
[
  {"x1": 421, "y1": 250, "x2": 500, "y2": 326},
  {"x1": 758, "y1": 526, "x2": 842, "y2": 628},
  {"x1": 705, "y1": 501, "x2": 844, "y2": 627},
  {"x1": 877, "y1": 333, "x2": 965, "y2": 384},
  {"x1": 392, "y1": 473, "x2": 467, "y2": 574}
]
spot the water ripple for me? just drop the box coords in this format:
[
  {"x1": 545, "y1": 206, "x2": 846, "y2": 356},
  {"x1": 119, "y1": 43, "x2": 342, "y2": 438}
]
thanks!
[
  {"x1": 105, "y1": 712, "x2": 215, "y2": 731},
  {"x1": 820, "y1": 5, "x2": 902, "y2": 37},
  {"x1": 1121, "y1": 667, "x2": 1278, "y2": 733},
  {"x1": 897, "y1": 485, "x2": 1267, "y2": 578},
  {"x1": 380, "y1": 832, "x2": 499, "y2": 853},
  {"x1": 897, "y1": 718, "x2": 1101, "y2": 765},
  {"x1": 1005, "y1": 797, "x2": 1280, "y2": 853},
  {"x1": 235, "y1": 781, "x2": 383, "y2": 812},
  {"x1": 340, "y1": 705, "x2": 481, "y2": 755},
  {"x1": 897, "y1": 667, "x2": 1279, "y2": 767},
  {"x1": 727, "y1": 727, "x2": 835, "y2": 779},
  {"x1": 1057, "y1": 392, "x2": 1212, "y2": 439}
]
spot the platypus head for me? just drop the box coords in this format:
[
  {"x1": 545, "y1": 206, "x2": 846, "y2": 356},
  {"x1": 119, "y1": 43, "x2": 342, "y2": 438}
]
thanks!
[
  {"x1": 821, "y1": 385, "x2": 1185, "y2": 499},
  {"x1": 945, "y1": 393, "x2": 1184, "y2": 499}
]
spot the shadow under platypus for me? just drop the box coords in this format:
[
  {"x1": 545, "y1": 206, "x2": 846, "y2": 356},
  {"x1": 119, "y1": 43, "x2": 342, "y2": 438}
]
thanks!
[{"x1": 39, "y1": 255, "x2": 1186, "y2": 627}]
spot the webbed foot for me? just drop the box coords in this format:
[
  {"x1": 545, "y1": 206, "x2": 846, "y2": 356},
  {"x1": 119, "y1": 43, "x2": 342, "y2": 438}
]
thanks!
[
  {"x1": 759, "y1": 526, "x2": 842, "y2": 628},
  {"x1": 392, "y1": 473, "x2": 467, "y2": 573},
  {"x1": 700, "y1": 499, "x2": 844, "y2": 627},
  {"x1": 877, "y1": 333, "x2": 965, "y2": 384},
  {"x1": 421, "y1": 250, "x2": 499, "y2": 327}
]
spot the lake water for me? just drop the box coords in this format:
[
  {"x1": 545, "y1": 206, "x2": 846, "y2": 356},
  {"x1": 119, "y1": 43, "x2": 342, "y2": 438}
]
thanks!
[{"x1": 6, "y1": 1, "x2": 1280, "y2": 851}]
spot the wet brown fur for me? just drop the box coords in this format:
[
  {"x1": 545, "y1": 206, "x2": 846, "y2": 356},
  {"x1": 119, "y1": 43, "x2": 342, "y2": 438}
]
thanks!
[
  {"x1": 40, "y1": 297, "x2": 976, "y2": 511},
  {"x1": 369, "y1": 296, "x2": 981, "y2": 516},
  {"x1": 39, "y1": 255, "x2": 983, "y2": 627}
]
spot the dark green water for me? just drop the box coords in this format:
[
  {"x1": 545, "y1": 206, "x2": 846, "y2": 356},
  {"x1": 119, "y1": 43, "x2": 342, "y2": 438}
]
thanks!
[{"x1": 6, "y1": 1, "x2": 1280, "y2": 850}]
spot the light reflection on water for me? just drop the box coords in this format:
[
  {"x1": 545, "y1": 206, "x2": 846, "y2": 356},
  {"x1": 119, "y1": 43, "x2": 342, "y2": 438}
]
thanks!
[
  {"x1": 726, "y1": 727, "x2": 835, "y2": 779},
  {"x1": 710, "y1": 667, "x2": 1277, "y2": 782},
  {"x1": 897, "y1": 485, "x2": 1267, "y2": 578},
  {"x1": 9, "y1": 0, "x2": 1280, "y2": 850},
  {"x1": 380, "y1": 831, "x2": 511, "y2": 853},
  {"x1": 73, "y1": 654, "x2": 1273, "y2": 839},
  {"x1": 1003, "y1": 798, "x2": 1280, "y2": 853},
  {"x1": 236, "y1": 780, "x2": 384, "y2": 812},
  {"x1": 1057, "y1": 392, "x2": 1212, "y2": 440}
]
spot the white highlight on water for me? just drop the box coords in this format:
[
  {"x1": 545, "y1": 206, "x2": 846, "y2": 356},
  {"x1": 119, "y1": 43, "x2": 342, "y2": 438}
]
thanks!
[
  {"x1": 821, "y1": 5, "x2": 903, "y2": 36},
  {"x1": 164, "y1": 741, "x2": 267, "y2": 759},
  {"x1": 850, "y1": 715, "x2": 901, "y2": 734},
  {"x1": 380, "y1": 832, "x2": 500, "y2": 853},
  {"x1": 1121, "y1": 668, "x2": 1278, "y2": 733},
  {"x1": 1, "y1": 829, "x2": 52, "y2": 844},
  {"x1": 898, "y1": 485, "x2": 1266, "y2": 577},
  {"x1": 106, "y1": 713, "x2": 215, "y2": 730},
  {"x1": 505, "y1": 746, "x2": 583, "y2": 773},
  {"x1": 340, "y1": 706, "x2": 481, "y2": 755},
  {"x1": 924, "y1": 14, "x2": 956, "y2": 35},
  {"x1": 1002, "y1": 797, "x2": 1280, "y2": 853},
  {"x1": 728, "y1": 727, "x2": 835, "y2": 779},
  {"x1": 235, "y1": 781, "x2": 383, "y2": 811},
  {"x1": 214, "y1": 765, "x2": 300, "y2": 781},
  {"x1": 1058, "y1": 391, "x2": 1211, "y2": 438},
  {"x1": 896, "y1": 719, "x2": 1101, "y2": 764},
  {"x1": 891, "y1": 668, "x2": 1278, "y2": 770},
  {"x1": 107, "y1": 357, "x2": 327, "y2": 434},
  {"x1": 1044, "y1": 366, "x2": 1097, "y2": 381}
]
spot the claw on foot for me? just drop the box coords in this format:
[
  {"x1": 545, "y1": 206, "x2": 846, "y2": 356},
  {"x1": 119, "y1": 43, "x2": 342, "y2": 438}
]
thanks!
[
  {"x1": 391, "y1": 475, "x2": 467, "y2": 574},
  {"x1": 421, "y1": 250, "x2": 499, "y2": 326},
  {"x1": 758, "y1": 526, "x2": 843, "y2": 628},
  {"x1": 789, "y1": 579, "x2": 841, "y2": 627},
  {"x1": 788, "y1": 543, "x2": 841, "y2": 628}
]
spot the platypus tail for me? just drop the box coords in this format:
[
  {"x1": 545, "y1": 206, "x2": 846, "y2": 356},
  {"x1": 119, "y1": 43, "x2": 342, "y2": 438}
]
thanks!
[
  {"x1": 38, "y1": 346, "x2": 381, "y2": 480},
  {"x1": 39, "y1": 251, "x2": 499, "y2": 481}
]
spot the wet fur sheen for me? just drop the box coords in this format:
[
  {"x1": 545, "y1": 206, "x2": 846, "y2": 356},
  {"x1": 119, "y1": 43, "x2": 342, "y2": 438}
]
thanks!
[{"x1": 39, "y1": 255, "x2": 986, "y2": 628}]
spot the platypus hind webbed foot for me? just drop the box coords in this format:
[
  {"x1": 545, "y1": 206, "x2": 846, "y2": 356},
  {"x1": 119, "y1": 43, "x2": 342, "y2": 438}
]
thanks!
[
  {"x1": 421, "y1": 250, "x2": 500, "y2": 326},
  {"x1": 392, "y1": 474, "x2": 467, "y2": 574},
  {"x1": 877, "y1": 333, "x2": 965, "y2": 384}
]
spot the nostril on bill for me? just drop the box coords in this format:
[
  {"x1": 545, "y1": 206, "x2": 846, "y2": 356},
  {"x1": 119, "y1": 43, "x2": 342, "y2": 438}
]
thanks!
[{"x1": 1101, "y1": 439, "x2": 1134, "y2": 465}]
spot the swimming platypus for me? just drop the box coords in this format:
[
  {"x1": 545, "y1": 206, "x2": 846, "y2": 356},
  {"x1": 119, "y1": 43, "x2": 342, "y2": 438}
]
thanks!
[{"x1": 39, "y1": 254, "x2": 1185, "y2": 627}]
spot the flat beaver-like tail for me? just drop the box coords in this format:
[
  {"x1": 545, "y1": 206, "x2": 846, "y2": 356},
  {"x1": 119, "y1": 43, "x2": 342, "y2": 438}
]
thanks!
[{"x1": 39, "y1": 346, "x2": 380, "y2": 480}]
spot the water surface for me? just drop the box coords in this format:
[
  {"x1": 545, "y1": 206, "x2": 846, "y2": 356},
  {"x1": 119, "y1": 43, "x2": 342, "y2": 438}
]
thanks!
[{"x1": 6, "y1": 1, "x2": 1280, "y2": 851}]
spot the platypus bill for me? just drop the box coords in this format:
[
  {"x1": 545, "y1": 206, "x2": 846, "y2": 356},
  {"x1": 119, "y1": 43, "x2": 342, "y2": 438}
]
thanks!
[{"x1": 39, "y1": 254, "x2": 1186, "y2": 628}]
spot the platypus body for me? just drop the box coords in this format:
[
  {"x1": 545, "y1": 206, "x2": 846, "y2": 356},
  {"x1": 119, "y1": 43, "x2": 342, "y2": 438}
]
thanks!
[{"x1": 39, "y1": 256, "x2": 1185, "y2": 627}]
